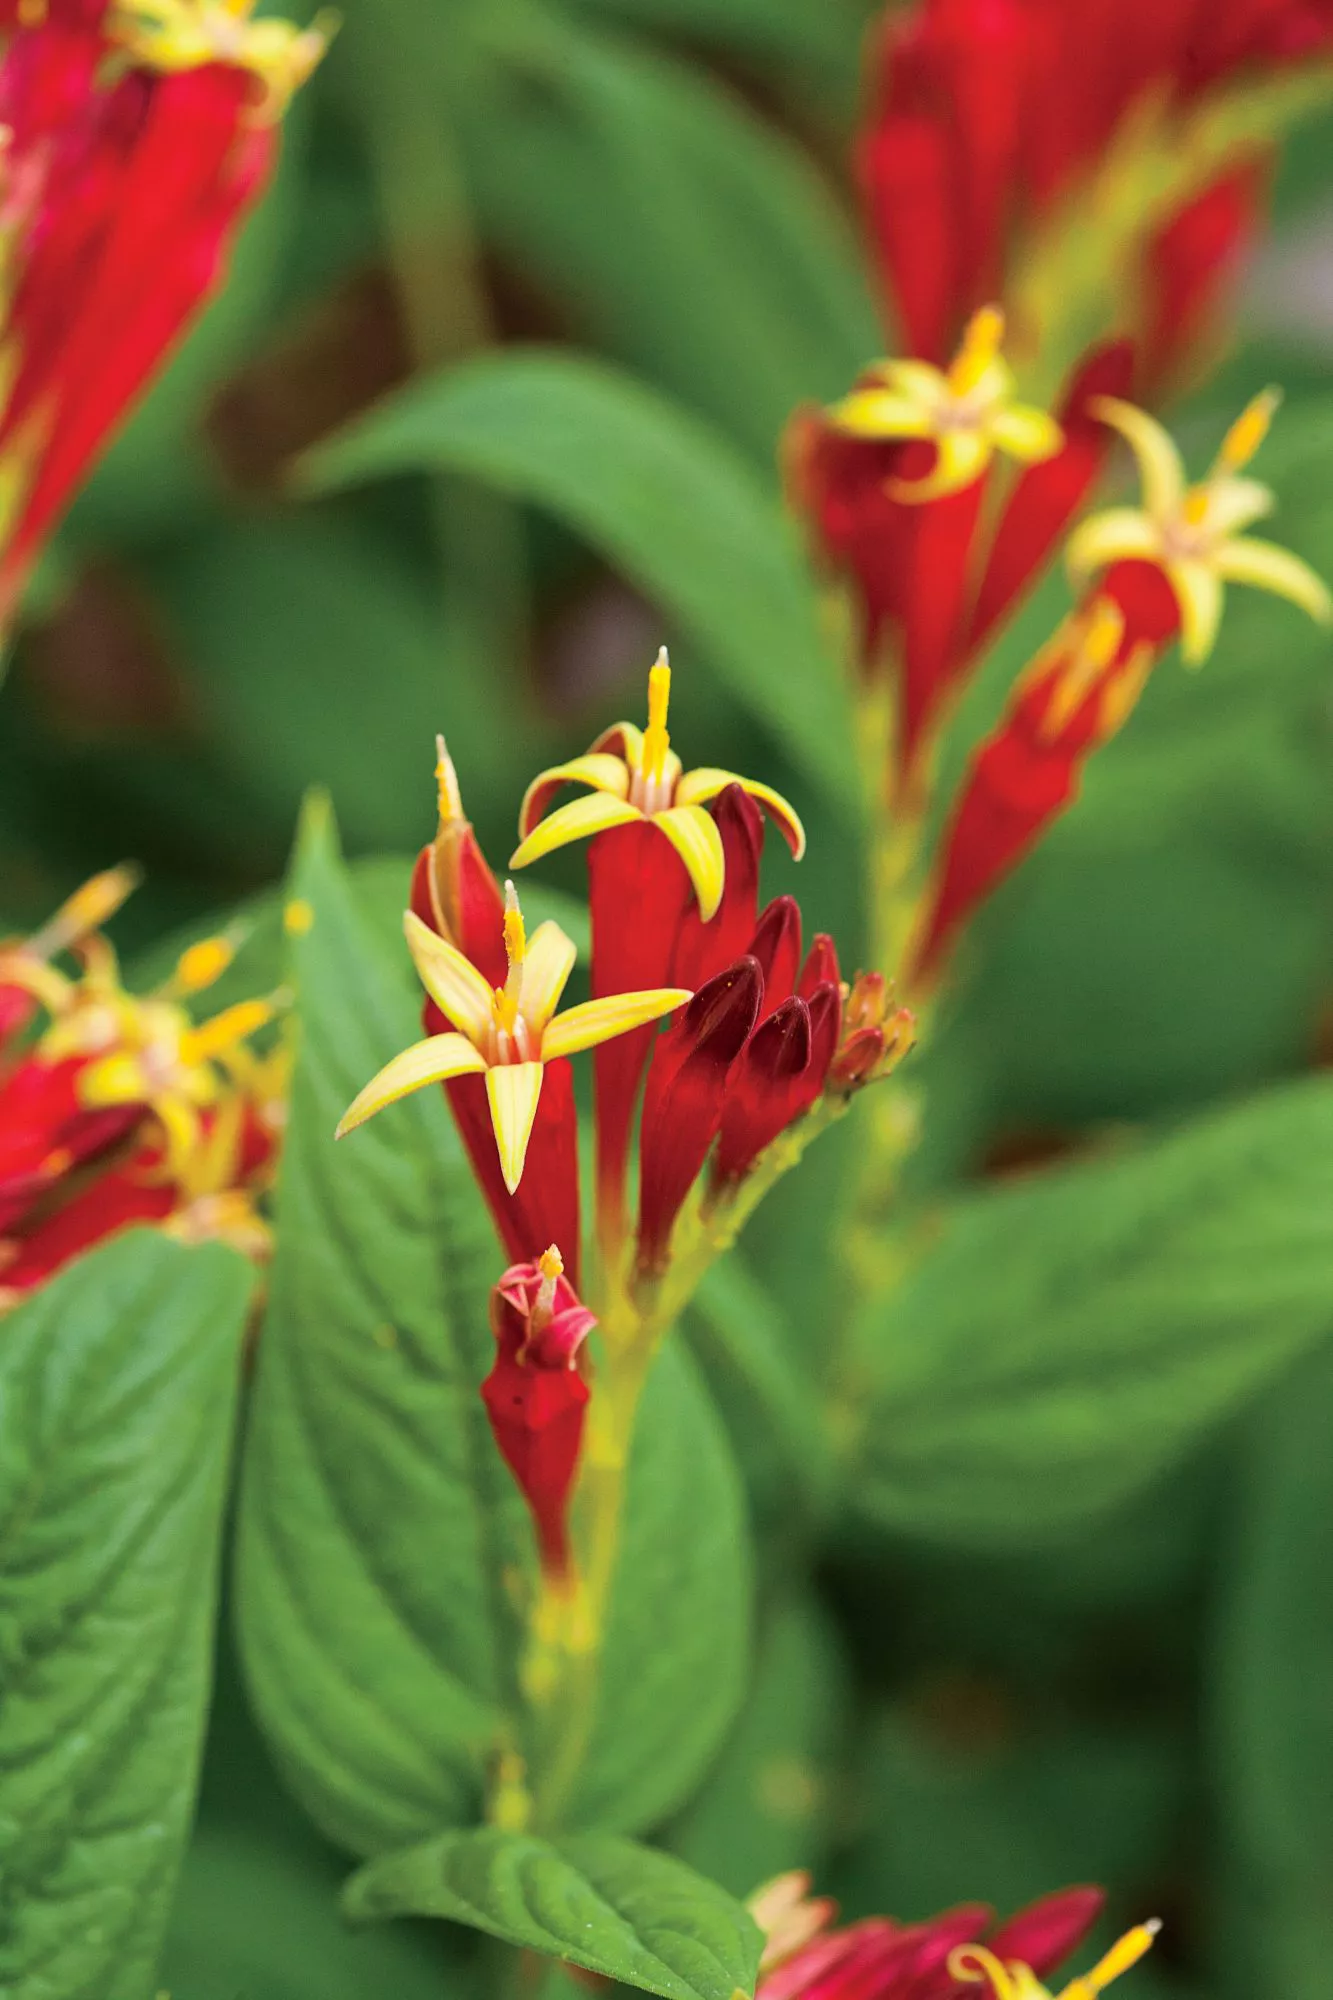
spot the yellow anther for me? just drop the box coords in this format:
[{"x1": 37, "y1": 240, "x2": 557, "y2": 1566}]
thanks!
[
  {"x1": 182, "y1": 996, "x2": 276, "y2": 1065},
  {"x1": 949, "y1": 305, "x2": 1005, "y2": 396},
  {"x1": 538, "y1": 1244, "x2": 564, "y2": 1283},
  {"x1": 435, "y1": 732, "x2": 464, "y2": 824},
  {"x1": 173, "y1": 935, "x2": 235, "y2": 997},
  {"x1": 641, "y1": 646, "x2": 672, "y2": 783},
  {"x1": 1041, "y1": 596, "x2": 1125, "y2": 739},
  {"x1": 492, "y1": 881, "x2": 526, "y2": 1036},
  {"x1": 28, "y1": 864, "x2": 141, "y2": 960},
  {"x1": 533, "y1": 1243, "x2": 564, "y2": 1330},
  {"x1": 1217, "y1": 388, "x2": 1280, "y2": 475},
  {"x1": 1055, "y1": 1920, "x2": 1160, "y2": 2000},
  {"x1": 1181, "y1": 486, "x2": 1211, "y2": 528},
  {"x1": 1083, "y1": 596, "x2": 1125, "y2": 672}
]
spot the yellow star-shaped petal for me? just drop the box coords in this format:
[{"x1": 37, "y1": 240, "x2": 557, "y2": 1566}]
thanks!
[
  {"x1": 826, "y1": 306, "x2": 1064, "y2": 503},
  {"x1": 509, "y1": 648, "x2": 805, "y2": 917},
  {"x1": 1067, "y1": 390, "x2": 1333, "y2": 665}
]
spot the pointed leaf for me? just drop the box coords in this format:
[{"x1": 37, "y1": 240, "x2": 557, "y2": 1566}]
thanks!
[
  {"x1": 344, "y1": 1827, "x2": 763, "y2": 2000},
  {"x1": 0, "y1": 1229, "x2": 250, "y2": 2000}
]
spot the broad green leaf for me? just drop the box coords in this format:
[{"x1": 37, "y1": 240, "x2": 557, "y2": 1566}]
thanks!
[
  {"x1": 1217, "y1": 1339, "x2": 1333, "y2": 1888},
  {"x1": 669, "y1": 1595, "x2": 849, "y2": 1896},
  {"x1": 344, "y1": 1827, "x2": 764, "y2": 2000},
  {"x1": 0, "y1": 1230, "x2": 250, "y2": 2000},
  {"x1": 299, "y1": 349, "x2": 856, "y2": 813},
  {"x1": 234, "y1": 794, "x2": 525, "y2": 1857},
  {"x1": 573, "y1": 1339, "x2": 752, "y2": 1834},
  {"x1": 456, "y1": 12, "x2": 878, "y2": 460},
  {"x1": 851, "y1": 1077, "x2": 1333, "y2": 1544}
]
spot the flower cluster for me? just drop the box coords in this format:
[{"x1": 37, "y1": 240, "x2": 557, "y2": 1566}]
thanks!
[
  {"x1": 0, "y1": 870, "x2": 285, "y2": 1304},
  {"x1": 339, "y1": 654, "x2": 912, "y2": 1578},
  {"x1": 0, "y1": 0, "x2": 327, "y2": 623},
  {"x1": 750, "y1": 1873, "x2": 1158, "y2": 2000},
  {"x1": 857, "y1": 0, "x2": 1333, "y2": 378}
]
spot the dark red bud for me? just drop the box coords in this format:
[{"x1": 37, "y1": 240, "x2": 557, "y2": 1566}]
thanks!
[
  {"x1": 805, "y1": 981, "x2": 842, "y2": 1091},
  {"x1": 713, "y1": 996, "x2": 813, "y2": 1190},
  {"x1": 671, "y1": 783, "x2": 765, "y2": 991},
  {"x1": 636, "y1": 957, "x2": 762, "y2": 1274},
  {"x1": 748, "y1": 897, "x2": 803, "y2": 1016},
  {"x1": 798, "y1": 933, "x2": 840, "y2": 998}
]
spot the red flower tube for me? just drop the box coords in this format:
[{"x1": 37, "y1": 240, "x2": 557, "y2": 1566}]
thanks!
[{"x1": 479, "y1": 1246, "x2": 596, "y2": 1581}]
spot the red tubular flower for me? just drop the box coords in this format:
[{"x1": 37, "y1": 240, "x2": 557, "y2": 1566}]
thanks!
[
  {"x1": 789, "y1": 316, "x2": 1129, "y2": 786},
  {"x1": 479, "y1": 1246, "x2": 596, "y2": 1581},
  {"x1": 750, "y1": 1874, "x2": 1156, "y2": 2000},
  {"x1": 909, "y1": 589, "x2": 1170, "y2": 985},
  {"x1": 0, "y1": 0, "x2": 327, "y2": 622},
  {"x1": 0, "y1": 887, "x2": 286, "y2": 1305},
  {"x1": 859, "y1": 0, "x2": 1333, "y2": 379},
  {"x1": 510, "y1": 652, "x2": 803, "y2": 1241},
  {"x1": 636, "y1": 958, "x2": 762, "y2": 1277},
  {"x1": 410, "y1": 736, "x2": 508, "y2": 987}
]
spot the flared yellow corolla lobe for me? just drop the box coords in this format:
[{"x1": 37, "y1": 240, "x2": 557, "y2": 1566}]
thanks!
[
  {"x1": 336, "y1": 886, "x2": 689, "y2": 1193},
  {"x1": 949, "y1": 1919, "x2": 1161, "y2": 2000},
  {"x1": 109, "y1": 0, "x2": 332, "y2": 118},
  {"x1": 510, "y1": 648, "x2": 805, "y2": 918},
  {"x1": 1068, "y1": 391, "x2": 1333, "y2": 665},
  {"x1": 826, "y1": 305, "x2": 1064, "y2": 502}
]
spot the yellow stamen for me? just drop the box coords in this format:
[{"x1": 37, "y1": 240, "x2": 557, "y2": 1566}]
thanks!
[
  {"x1": 1055, "y1": 1921, "x2": 1161, "y2": 2000},
  {"x1": 538, "y1": 1244, "x2": 564, "y2": 1283},
  {"x1": 641, "y1": 646, "x2": 672, "y2": 783},
  {"x1": 435, "y1": 732, "x2": 464, "y2": 824},
  {"x1": 1040, "y1": 596, "x2": 1125, "y2": 739},
  {"x1": 27, "y1": 864, "x2": 141, "y2": 961},
  {"x1": 1182, "y1": 487, "x2": 1211, "y2": 528},
  {"x1": 533, "y1": 1243, "x2": 563, "y2": 1329},
  {"x1": 172, "y1": 934, "x2": 236, "y2": 997},
  {"x1": 181, "y1": 996, "x2": 277, "y2": 1065},
  {"x1": 949, "y1": 305, "x2": 1005, "y2": 396},
  {"x1": 493, "y1": 881, "x2": 527, "y2": 1036},
  {"x1": 1216, "y1": 388, "x2": 1280, "y2": 475}
]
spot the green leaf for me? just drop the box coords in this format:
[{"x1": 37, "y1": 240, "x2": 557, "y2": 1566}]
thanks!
[
  {"x1": 0, "y1": 1230, "x2": 250, "y2": 2000},
  {"x1": 668, "y1": 1595, "x2": 849, "y2": 1896},
  {"x1": 299, "y1": 349, "x2": 855, "y2": 814},
  {"x1": 1217, "y1": 1338, "x2": 1333, "y2": 1887},
  {"x1": 234, "y1": 794, "x2": 527, "y2": 1857},
  {"x1": 573, "y1": 1340, "x2": 752, "y2": 1834},
  {"x1": 851, "y1": 1077, "x2": 1333, "y2": 1545},
  {"x1": 344, "y1": 1827, "x2": 764, "y2": 2000}
]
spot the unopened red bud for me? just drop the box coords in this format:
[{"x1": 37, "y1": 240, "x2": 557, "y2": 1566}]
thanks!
[
  {"x1": 828, "y1": 1025, "x2": 886, "y2": 1090},
  {"x1": 805, "y1": 982, "x2": 842, "y2": 1090},
  {"x1": 713, "y1": 996, "x2": 814, "y2": 1190},
  {"x1": 637, "y1": 957, "x2": 762, "y2": 1274},
  {"x1": 844, "y1": 970, "x2": 888, "y2": 1035},
  {"x1": 748, "y1": 897, "x2": 803, "y2": 1015},
  {"x1": 410, "y1": 737, "x2": 507, "y2": 986},
  {"x1": 672, "y1": 783, "x2": 765, "y2": 991},
  {"x1": 798, "y1": 933, "x2": 840, "y2": 997}
]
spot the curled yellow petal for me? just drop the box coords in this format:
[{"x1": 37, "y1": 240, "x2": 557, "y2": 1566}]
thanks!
[
  {"x1": 485, "y1": 1060, "x2": 545, "y2": 1193},
  {"x1": 1089, "y1": 397, "x2": 1186, "y2": 522},
  {"x1": 403, "y1": 910, "x2": 493, "y2": 1041},
  {"x1": 880, "y1": 358, "x2": 951, "y2": 404},
  {"x1": 889, "y1": 426, "x2": 991, "y2": 502},
  {"x1": 509, "y1": 790, "x2": 643, "y2": 871},
  {"x1": 1065, "y1": 507, "x2": 1162, "y2": 580},
  {"x1": 517, "y1": 920, "x2": 578, "y2": 1032},
  {"x1": 988, "y1": 402, "x2": 1064, "y2": 464},
  {"x1": 827, "y1": 389, "x2": 935, "y2": 440},
  {"x1": 27, "y1": 863, "x2": 141, "y2": 959},
  {"x1": 1212, "y1": 535, "x2": 1333, "y2": 629},
  {"x1": 336, "y1": 1032, "x2": 487, "y2": 1138},
  {"x1": 517, "y1": 753, "x2": 631, "y2": 841},
  {"x1": 653, "y1": 804, "x2": 725, "y2": 920},
  {"x1": 674, "y1": 766, "x2": 807, "y2": 860},
  {"x1": 542, "y1": 987, "x2": 691, "y2": 1061},
  {"x1": 1166, "y1": 558, "x2": 1223, "y2": 667},
  {"x1": 181, "y1": 997, "x2": 276, "y2": 1065}
]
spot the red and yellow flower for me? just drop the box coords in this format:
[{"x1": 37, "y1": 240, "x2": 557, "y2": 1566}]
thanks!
[
  {"x1": 0, "y1": 874, "x2": 285, "y2": 1304},
  {"x1": 0, "y1": 0, "x2": 327, "y2": 622},
  {"x1": 750, "y1": 1872, "x2": 1156, "y2": 2000}
]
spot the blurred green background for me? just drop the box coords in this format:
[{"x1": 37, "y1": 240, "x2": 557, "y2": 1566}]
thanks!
[{"x1": 5, "y1": 3, "x2": 1333, "y2": 1994}]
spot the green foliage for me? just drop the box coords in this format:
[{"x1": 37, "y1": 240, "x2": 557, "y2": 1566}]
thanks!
[
  {"x1": 0, "y1": 1230, "x2": 251, "y2": 2000},
  {"x1": 853, "y1": 1078, "x2": 1333, "y2": 1545},
  {"x1": 235, "y1": 795, "x2": 525, "y2": 1855},
  {"x1": 300, "y1": 348, "x2": 856, "y2": 811},
  {"x1": 344, "y1": 1827, "x2": 764, "y2": 2000}
]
